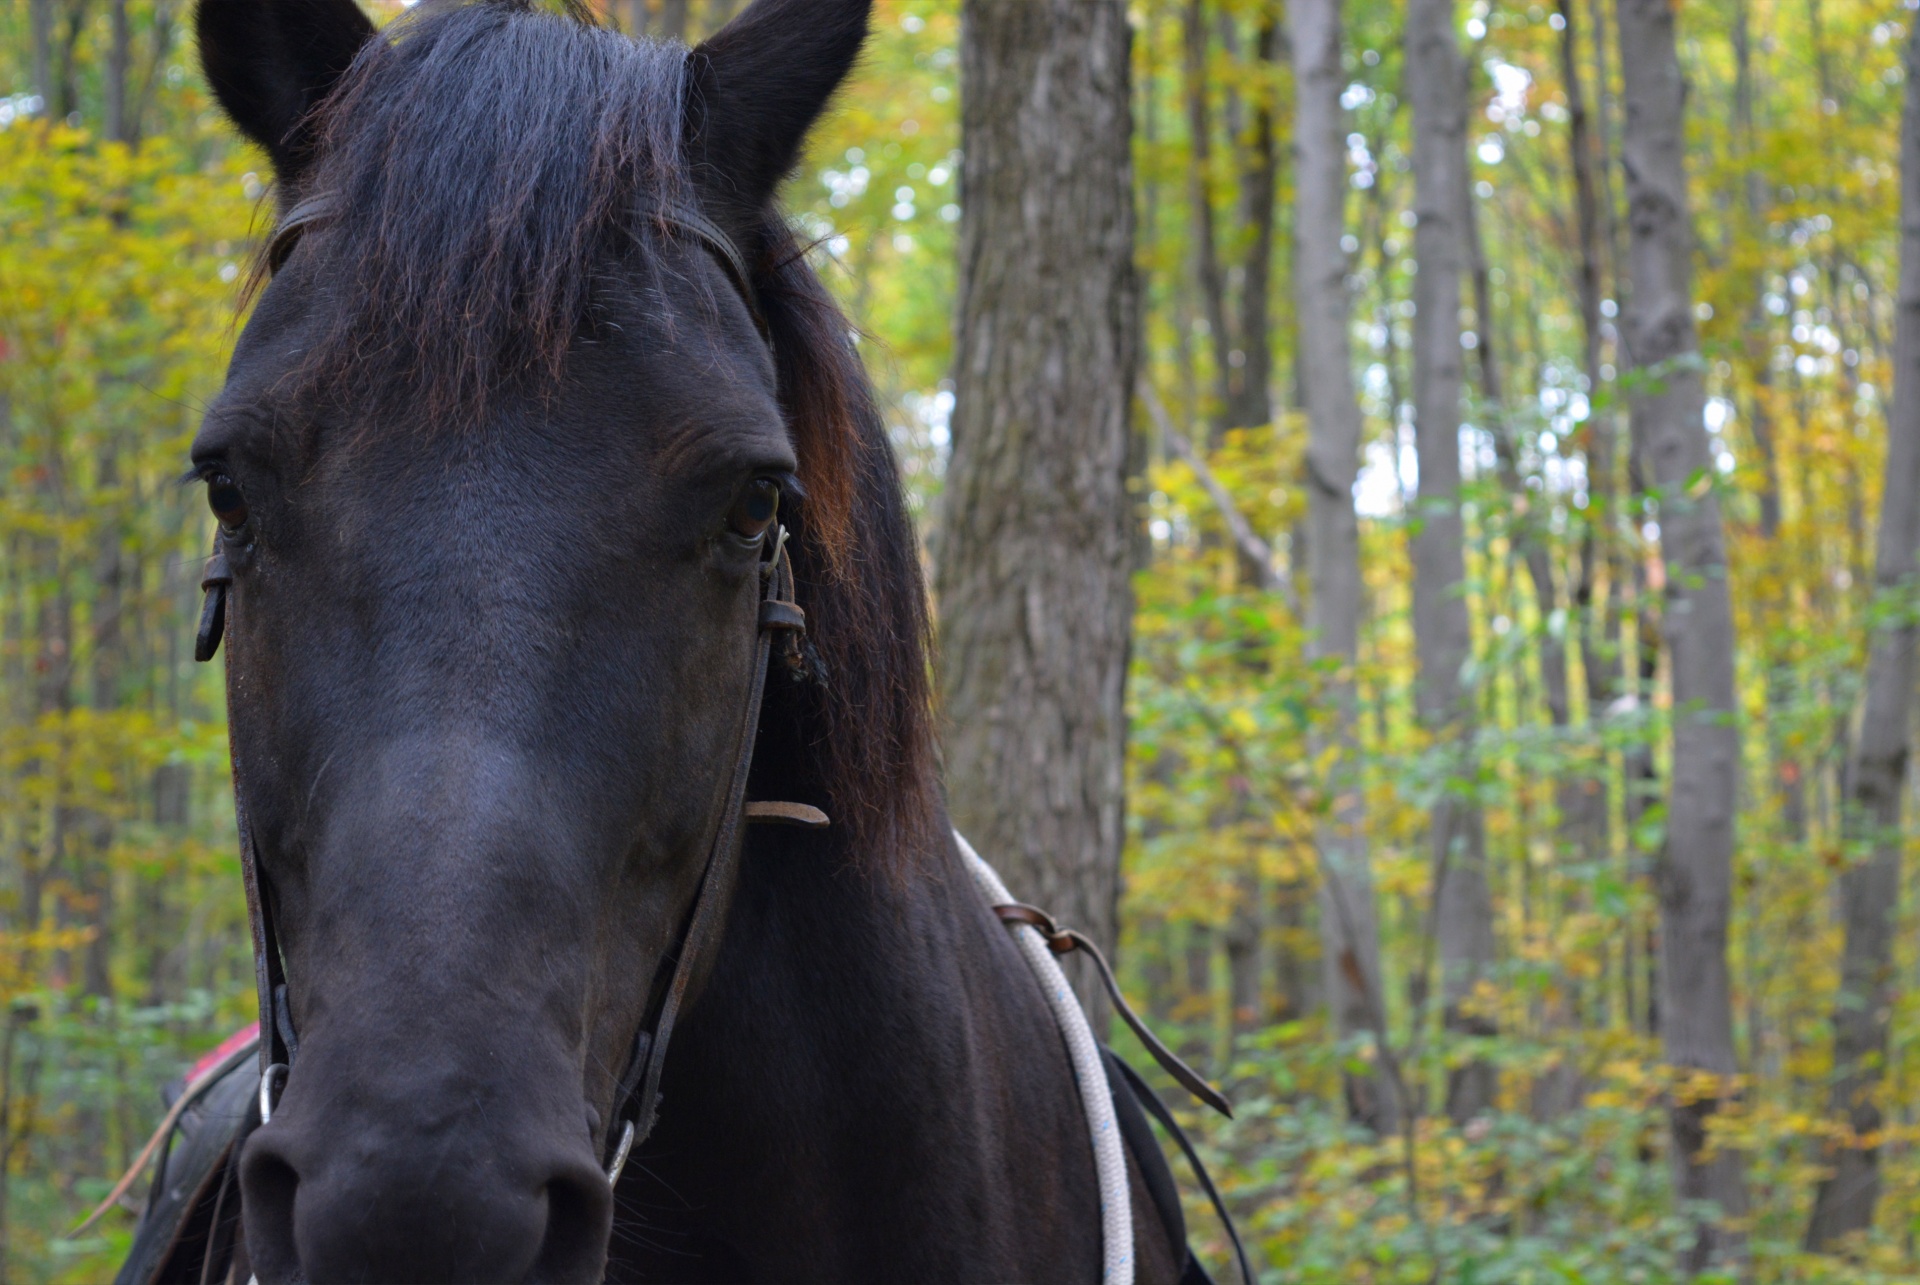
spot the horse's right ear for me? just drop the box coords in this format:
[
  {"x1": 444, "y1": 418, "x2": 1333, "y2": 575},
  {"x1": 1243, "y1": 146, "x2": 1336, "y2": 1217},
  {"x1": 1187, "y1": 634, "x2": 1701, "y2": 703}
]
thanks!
[
  {"x1": 686, "y1": 0, "x2": 871, "y2": 223},
  {"x1": 196, "y1": 0, "x2": 376, "y2": 186}
]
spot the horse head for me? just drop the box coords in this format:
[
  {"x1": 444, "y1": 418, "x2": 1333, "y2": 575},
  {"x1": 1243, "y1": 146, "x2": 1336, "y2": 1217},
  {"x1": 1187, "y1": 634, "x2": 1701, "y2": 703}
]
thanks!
[{"x1": 190, "y1": 1, "x2": 934, "y2": 1278}]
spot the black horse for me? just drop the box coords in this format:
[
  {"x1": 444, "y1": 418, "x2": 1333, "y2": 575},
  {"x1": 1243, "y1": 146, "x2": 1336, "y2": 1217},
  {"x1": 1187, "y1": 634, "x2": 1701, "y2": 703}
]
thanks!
[{"x1": 129, "y1": 0, "x2": 1225, "y2": 1280}]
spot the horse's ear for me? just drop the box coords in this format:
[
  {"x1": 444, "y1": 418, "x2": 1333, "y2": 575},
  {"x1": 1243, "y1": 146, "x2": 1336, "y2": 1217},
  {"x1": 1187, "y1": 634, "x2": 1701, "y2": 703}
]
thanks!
[
  {"x1": 196, "y1": 0, "x2": 376, "y2": 185},
  {"x1": 686, "y1": 0, "x2": 871, "y2": 219}
]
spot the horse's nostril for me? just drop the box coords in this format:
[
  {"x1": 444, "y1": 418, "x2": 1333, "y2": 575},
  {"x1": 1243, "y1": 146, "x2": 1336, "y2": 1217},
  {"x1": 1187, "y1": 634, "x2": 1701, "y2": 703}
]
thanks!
[
  {"x1": 238, "y1": 1145, "x2": 301, "y2": 1285},
  {"x1": 534, "y1": 1163, "x2": 616, "y2": 1283}
]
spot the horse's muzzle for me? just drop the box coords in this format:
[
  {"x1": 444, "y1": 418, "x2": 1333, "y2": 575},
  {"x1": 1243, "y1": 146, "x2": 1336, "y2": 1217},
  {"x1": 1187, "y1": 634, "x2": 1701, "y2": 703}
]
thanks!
[{"x1": 238, "y1": 1052, "x2": 612, "y2": 1284}]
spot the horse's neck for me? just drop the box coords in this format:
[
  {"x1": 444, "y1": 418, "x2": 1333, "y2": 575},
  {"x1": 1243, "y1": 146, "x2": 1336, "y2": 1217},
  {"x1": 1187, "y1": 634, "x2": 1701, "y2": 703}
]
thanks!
[{"x1": 610, "y1": 825, "x2": 1103, "y2": 1282}]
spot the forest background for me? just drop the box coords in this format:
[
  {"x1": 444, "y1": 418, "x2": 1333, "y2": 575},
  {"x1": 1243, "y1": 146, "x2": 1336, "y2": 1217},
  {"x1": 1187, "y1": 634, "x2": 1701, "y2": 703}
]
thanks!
[{"x1": 1, "y1": 0, "x2": 1917, "y2": 1280}]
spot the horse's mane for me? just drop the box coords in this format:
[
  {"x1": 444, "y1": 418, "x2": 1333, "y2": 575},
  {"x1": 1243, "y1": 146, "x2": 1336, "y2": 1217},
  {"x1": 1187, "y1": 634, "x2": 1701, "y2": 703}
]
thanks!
[{"x1": 269, "y1": 0, "x2": 938, "y2": 866}]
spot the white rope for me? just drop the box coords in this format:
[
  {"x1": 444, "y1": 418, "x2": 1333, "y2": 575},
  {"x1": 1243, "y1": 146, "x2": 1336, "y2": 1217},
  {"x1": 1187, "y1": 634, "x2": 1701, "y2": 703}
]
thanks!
[{"x1": 956, "y1": 830, "x2": 1132, "y2": 1285}]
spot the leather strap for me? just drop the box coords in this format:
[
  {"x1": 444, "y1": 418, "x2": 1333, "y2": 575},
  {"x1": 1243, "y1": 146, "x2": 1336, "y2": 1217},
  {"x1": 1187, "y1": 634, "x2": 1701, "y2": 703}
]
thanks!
[
  {"x1": 195, "y1": 549, "x2": 231, "y2": 663},
  {"x1": 265, "y1": 195, "x2": 338, "y2": 274},
  {"x1": 604, "y1": 533, "x2": 801, "y2": 1158},
  {"x1": 991, "y1": 902, "x2": 1232, "y2": 1120},
  {"x1": 743, "y1": 801, "x2": 829, "y2": 828},
  {"x1": 1108, "y1": 1052, "x2": 1255, "y2": 1285}
]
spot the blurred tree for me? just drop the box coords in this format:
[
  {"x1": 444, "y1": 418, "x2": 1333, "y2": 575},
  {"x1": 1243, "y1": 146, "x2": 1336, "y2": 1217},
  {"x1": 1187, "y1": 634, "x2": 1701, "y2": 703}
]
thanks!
[
  {"x1": 1805, "y1": 12, "x2": 1920, "y2": 1254},
  {"x1": 1617, "y1": 0, "x2": 1749, "y2": 1268},
  {"x1": 1290, "y1": 0, "x2": 1396, "y2": 1136},
  {"x1": 1406, "y1": 0, "x2": 1496, "y2": 1128}
]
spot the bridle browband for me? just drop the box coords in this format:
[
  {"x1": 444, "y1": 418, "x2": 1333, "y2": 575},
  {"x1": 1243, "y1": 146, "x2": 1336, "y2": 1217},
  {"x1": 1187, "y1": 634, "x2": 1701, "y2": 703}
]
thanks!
[{"x1": 201, "y1": 190, "x2": 816, "y2": 1184}]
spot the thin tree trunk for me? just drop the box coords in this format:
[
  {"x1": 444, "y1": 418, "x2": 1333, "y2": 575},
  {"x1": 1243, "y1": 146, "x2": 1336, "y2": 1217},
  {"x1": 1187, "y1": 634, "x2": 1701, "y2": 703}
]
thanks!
[
  {"x1": 1293, "y1": 0, "x2": 1397, "y2": 1134},
  {"x1": 1561, "y1": 0, "x2": 1622, "y2": 876},
  {"x1": 1225, "y1": 14, "x2": 1281, "y2": 430},
  {"x1": 1804, "y1": 15, "x2": 1920, "y2": 1254},
  {"x1": 1616, "y1": 0, "x2": 1750, "y2": 1268},
  {"x1": 1408, "y1": 0, "x2": 1496, "y2": 1128},
  {"x1": 942, "y1": 0, "x2": 1137, "y2": 1026},
  {"x1": 54, "y1": 0, "x2": 89, "y2": 121},
  {"x1": 106, "y1": 0, "x2": 131, "y2": 142},
  {"x1": 128, "y1": 0, "x2": 176, "y2": 143},
  {"x1": 1560, "y1": 0, "x2": 1626, "y2": 1048},
  {"x1": 30, "y1": 0, "x2": 53, "y2": 112},
  {"x1": 627, "y1": 0, "x2": 649, "y2": 37},
  {"x1": 1181, "y1": 0, "x2": 1234, "y2": 439}
]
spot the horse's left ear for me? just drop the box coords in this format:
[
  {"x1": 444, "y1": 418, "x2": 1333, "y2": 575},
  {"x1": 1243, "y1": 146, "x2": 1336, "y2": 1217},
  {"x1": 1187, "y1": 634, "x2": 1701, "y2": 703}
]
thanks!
[{"x1": 686, "y1": 0, "x2": 872, "y2": 220}]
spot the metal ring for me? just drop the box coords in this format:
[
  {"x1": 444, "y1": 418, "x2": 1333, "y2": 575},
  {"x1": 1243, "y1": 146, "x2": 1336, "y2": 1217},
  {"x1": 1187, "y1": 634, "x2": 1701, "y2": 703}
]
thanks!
[
  {"x1": 258, "y1": 1062, "x2": 290, "y2": 1126},
  {"x1": 604, "y1": 1119, "x2": 636, "y2": 1187}
]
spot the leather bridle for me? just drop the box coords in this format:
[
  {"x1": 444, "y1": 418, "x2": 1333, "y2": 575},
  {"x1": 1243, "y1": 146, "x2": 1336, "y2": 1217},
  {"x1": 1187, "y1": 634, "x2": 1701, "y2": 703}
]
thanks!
[{"x1": 200, "y1": 191, "x2": 819, "y2": 1183}]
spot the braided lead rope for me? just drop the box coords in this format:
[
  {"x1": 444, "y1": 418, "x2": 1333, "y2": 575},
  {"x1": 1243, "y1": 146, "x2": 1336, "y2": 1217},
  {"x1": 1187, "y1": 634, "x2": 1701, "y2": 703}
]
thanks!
[{"x1": 956, "y1": 831, "x2": 1132, "y2": 1285}]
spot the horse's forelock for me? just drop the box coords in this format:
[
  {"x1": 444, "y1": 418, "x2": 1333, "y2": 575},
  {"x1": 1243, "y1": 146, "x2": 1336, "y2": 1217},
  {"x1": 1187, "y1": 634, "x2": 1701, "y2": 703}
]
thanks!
[{"x1": 269, "y1": 0, "x2": 691, "y2": 426}]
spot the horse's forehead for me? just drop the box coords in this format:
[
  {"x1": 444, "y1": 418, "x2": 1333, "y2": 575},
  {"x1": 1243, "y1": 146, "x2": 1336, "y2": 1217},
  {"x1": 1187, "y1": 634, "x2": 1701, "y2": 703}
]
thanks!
[{"x1": 211, "y1": 248, "x2": 782, "y2": 477}]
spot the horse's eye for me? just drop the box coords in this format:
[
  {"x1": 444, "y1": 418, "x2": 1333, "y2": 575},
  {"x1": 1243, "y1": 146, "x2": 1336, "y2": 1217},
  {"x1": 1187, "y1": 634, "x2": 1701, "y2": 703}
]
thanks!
[
  {"x1": 728, "y1": 478, "x2": 780, "y2": 540},
  {"x1": 207, "y1": 474, "x2": 249, "y2": 529}
]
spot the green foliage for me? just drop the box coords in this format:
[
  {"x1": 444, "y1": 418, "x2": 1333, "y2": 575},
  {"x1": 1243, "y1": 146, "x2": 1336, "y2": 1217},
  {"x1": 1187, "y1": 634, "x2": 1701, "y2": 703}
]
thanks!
[{"x1": 0, "y1": 10, "x2": 258, "y2": 1276}]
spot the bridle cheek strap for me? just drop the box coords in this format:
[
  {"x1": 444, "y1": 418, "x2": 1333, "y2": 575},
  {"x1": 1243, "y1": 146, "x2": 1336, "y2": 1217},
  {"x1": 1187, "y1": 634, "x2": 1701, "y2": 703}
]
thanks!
[{"x1": 602, "y1": 530, "x2": 811, "y2": 1178}]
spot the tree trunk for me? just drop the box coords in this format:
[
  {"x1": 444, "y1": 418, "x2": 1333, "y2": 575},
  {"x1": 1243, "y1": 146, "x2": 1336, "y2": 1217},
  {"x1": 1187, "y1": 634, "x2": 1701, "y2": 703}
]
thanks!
[
  {"x1": 1561, "y1": 0, "x2": 1629, "y2": 1059},
  {"x1": 30, "y1": 0, "x2": 54, "y2": 112},
  {"x1": 1292, "y1": 0, "x2": 1397, "y2": 1134},
  {"x1": 1616, "y1": 0, "x2": 1750, "y2": 1268},
  {"x1": 1181, "y1": 0, "x2": 1234, "y2": 440},
  {"x1": 1804, "y1": 15, "x2": 1920, "y2": 1254},
  {"x1": 106, "y1": 0, "x2": 131, "y2": 142},
  {"x1": 1225, "y1": 14, "x2": 1281, "y2": 431},
  {"x1": 942, "y1": 0, "x2": 1137, "y2": 1025},
  {"x1": 54, "y1": 0, "x2": 88, "y2": 121},
  {"x1": 1407, "y1": 0, "x2": 1496, "y2": 1127},
  {"x1": 626, "y1": 0, "x2": 649, "y2": 37}
]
